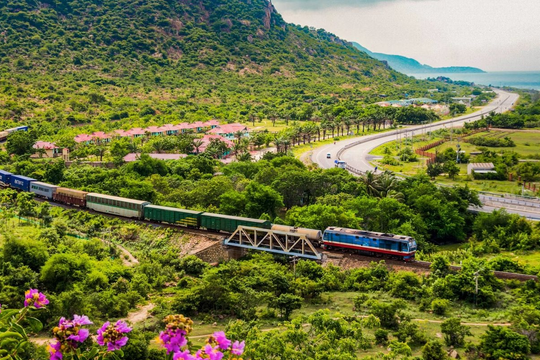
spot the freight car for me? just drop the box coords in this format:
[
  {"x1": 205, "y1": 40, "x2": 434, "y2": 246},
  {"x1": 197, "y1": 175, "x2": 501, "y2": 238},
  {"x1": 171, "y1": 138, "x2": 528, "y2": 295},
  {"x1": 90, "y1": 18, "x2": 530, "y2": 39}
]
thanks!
[
  {"x1": 86, "y1": 193, "x2": 149, "y2": 219},
  {"x1": 30, "y1": 182, "x2": 59, "y2": 200},
  {"x1": 0, "y1": 170, "x2": 11, "y2": 185},
  {"x1": 322, "y1": 227, "x2": 417, "y2": 261},
  {"x1": 200, "y1": 213, "x2": 272, "y2": 232},
  {"x1": 271, "y1": 225, "x2": 323, "y2": 246},
  {"x1": 143, "y1": 205, "x2": 202, "y2": 227},
  {"x1": 53, "y1": 188, "x2": 88, "y2": 207},
  {"x1": 10, "y1": 175, "x2": 36, "y2": 192}
]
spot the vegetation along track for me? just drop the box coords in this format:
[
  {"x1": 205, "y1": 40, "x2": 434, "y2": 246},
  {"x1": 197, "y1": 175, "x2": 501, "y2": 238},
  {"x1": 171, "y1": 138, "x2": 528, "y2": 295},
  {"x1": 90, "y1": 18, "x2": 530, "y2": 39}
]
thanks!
[
  {"x1": 33, "y1": 197, "x2": 538, "y2": 282},
  {"x1": 323, "y1": 252, "x2": 538, "y2": 282}
]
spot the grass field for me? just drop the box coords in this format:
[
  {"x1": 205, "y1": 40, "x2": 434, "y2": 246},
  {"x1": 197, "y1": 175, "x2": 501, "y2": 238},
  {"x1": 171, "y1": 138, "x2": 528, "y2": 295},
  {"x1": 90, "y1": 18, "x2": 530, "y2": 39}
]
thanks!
[{"x1": 433, "y1": 130, "x2": 540, "y2": 158}]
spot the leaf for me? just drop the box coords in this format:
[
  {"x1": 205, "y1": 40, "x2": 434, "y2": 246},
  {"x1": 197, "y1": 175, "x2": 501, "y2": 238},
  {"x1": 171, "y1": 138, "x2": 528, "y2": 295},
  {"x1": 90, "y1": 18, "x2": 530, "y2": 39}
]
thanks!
[
  {"x1": 0, "y1": 331, "x2": 23, "y2": 340},
  {"x1": 24, "y1": 317, "x2": 43, "y2": 333},
  {"x1": 9, "y1": 323, "x2": 27, "y2": 339}
]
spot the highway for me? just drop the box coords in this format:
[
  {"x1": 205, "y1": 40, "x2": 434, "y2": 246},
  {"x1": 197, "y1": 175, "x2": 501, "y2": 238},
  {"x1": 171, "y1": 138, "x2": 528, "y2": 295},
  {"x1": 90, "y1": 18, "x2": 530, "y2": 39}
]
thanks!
[{"x1": 309, "y1": 89, "x2": 540, "y2": 220}]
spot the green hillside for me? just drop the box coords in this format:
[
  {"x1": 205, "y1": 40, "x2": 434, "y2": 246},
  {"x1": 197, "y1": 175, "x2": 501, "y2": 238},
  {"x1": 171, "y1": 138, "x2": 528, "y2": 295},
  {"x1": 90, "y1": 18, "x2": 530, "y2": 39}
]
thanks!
[{"x1": 0, "y1": 0, "x2": 458, "y2": 137}]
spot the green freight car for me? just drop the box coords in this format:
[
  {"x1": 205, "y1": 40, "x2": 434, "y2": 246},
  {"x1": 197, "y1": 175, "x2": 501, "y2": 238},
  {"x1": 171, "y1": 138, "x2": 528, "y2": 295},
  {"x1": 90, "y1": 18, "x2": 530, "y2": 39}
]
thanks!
[
  {"x1": 200, "y1": 213, "x2": 272, "y2": 233},
  {"x1": 143, "y1": 205, "x2": 203, "y2": 227}
]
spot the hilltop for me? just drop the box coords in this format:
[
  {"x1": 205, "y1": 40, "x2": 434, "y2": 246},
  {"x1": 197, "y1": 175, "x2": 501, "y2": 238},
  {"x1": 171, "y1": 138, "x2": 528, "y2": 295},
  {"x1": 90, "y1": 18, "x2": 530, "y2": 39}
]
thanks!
[
  {"x1": 353, "y1": 42, "x2": 485, "y2": 75},
  {"x1": 0, "y1": 0, "x2": 459, "y2": 134}
]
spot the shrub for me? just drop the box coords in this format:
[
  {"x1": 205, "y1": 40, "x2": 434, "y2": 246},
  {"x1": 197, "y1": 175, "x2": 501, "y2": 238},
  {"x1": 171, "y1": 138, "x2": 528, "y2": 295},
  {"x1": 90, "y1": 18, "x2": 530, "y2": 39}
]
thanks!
[
  {"x1": 431, "y1": 298, "x2": 450, "y2": 315},
  {"x1": 375, "y1": 329, "x2": 389, "y2": 345}
]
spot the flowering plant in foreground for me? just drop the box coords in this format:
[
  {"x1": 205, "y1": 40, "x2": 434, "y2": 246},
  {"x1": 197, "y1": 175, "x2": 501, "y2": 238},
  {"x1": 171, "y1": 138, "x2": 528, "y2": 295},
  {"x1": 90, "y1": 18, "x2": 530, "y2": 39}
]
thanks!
[
  {"x1": 157, "y1": 315, "x2": 246, "y2": 360},
  {"x1": 0, "y1": 290, "x2": 247, "y2": 360}
]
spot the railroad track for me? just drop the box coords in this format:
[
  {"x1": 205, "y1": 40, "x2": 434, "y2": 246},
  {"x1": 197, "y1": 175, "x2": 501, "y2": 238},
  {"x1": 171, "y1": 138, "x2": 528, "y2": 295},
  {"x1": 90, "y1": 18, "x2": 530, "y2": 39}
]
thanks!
[
  {"x1": 324, "y1": 252, "x2": 538, "y2": 282},
  {"x1": 26, "y1": 198, "x2": 540, "y2": 282}
]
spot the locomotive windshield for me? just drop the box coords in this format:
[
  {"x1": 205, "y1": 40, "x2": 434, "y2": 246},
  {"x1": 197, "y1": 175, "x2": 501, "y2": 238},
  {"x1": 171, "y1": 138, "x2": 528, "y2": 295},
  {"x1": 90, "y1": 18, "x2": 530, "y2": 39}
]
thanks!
[{"x1": 409, "y1": 240, "x2": 417, "y2": 251}]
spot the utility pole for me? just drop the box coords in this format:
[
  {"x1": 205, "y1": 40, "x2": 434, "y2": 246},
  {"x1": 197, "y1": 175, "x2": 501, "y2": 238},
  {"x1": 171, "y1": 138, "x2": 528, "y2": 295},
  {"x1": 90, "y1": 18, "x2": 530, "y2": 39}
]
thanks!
[{"x1": 474, "y1": 270, "x2": 479, "y2": 307}]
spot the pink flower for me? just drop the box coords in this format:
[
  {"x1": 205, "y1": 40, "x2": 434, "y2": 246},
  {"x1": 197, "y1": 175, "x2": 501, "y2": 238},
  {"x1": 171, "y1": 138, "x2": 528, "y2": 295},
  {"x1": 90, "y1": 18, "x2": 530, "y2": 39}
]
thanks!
[
  {"x1": 24, "y1": 289, "x2": 49, "y2": 308},
  {"x1": 97, "y1": 321, "x2": 132, "y2": 351},
  {"x1": 157, "y1": 329, "x2": 188, "y2": 354},
  {"x1": 73, "y1": 315, "x2": 92, "y2": 326},
  {"x1": 212, "y1": 331, "x2": 231, "y2": 350},
  {"x1": 232, "y1": 340, "x2": 245, "y2": 355},
  {"x1": 173, "y1": 350, "x2": 197, "y2": 360},
  {"x1": 47, "y1": 341, "x2": 63, "y2": 360}
]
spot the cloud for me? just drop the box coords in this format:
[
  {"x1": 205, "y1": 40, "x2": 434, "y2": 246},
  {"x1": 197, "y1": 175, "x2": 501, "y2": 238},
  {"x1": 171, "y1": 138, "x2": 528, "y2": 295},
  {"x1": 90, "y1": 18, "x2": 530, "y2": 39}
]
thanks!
[{"x1": 272, "y1": 0, "x2": 431, "y2": 11}]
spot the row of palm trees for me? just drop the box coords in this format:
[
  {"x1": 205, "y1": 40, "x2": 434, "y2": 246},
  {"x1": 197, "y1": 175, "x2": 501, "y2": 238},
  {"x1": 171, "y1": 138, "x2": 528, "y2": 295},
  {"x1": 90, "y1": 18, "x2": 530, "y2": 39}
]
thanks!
[{"x1": 272, "y1": 114, "x2": 394, "y2": 153}]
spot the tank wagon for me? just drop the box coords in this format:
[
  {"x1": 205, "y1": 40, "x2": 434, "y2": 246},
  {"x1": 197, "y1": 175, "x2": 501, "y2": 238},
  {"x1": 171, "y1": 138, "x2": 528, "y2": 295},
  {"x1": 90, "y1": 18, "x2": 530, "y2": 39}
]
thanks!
[
  {"x1": 323, "y1": 227, "x2": 417, "y2": 261},
  {"x1": 271, "y1": 225, "x2": 323, "y2": 246}
]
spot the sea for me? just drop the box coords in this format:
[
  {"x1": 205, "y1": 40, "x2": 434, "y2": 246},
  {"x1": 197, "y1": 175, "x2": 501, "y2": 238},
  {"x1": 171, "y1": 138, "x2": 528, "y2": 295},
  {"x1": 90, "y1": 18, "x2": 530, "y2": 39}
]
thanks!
[{"x1": 408, "y1": 71, "x2": 540, "y2": 91}]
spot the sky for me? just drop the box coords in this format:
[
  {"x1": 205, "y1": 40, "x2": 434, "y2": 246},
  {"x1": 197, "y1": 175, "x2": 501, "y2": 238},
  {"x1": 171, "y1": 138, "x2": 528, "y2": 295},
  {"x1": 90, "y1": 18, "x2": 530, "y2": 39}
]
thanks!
[{"x1": 271, "y1": 0, "x2": 540, "y2": 71}]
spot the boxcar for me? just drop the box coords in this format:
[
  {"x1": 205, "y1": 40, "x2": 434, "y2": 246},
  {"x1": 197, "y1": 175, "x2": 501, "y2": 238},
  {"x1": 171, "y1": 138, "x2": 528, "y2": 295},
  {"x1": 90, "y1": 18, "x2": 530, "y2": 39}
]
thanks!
[
  {"x1": 53, "y1": 187, "x2": 88, "y2": 207},
  {"x1": 0, "y1": 170, "x2": 12, "y2": 185},
  {"x1": 200, "y1": 212, "x2": 272, "y2": 233},
  {"x1": 30, "y1": 181, "x2": 59, "y2": 200},
  {"x1": 86, "y1": 193, "x2": 149, "y2": 219},
  {"x1": 322, "y1": 227, "x2": 417, "y2": 261},
  {"x1": 10, "y1": 175, "x2": 36, "y2": 192},
  {"x1": 143, "y1": 205, "x2": 202, "y2": 227}
]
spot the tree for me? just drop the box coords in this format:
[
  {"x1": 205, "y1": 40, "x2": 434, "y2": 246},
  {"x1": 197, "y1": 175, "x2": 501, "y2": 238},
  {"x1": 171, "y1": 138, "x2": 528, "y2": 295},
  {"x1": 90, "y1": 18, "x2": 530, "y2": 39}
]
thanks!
[
  {"x1": 422, "y1": 340, "x2": 448, "y2": 360},
  {"x1": 441, "y1": 318, "x2": 472, "y2": 347},
  {"x1": 480, "y1": 326, "x2": 530, "y2": 360},
  {"x1": 426, "y1": 162, "x2": 443, "y2": 179},
  {"x1": 271, "y1": 293, "x2": 302, "y2": 320},
  {"x1": 244, "y1": 182, "x2": 284, "y2": 218},
  {"x1": 6, "y1": 131, "x2": 35, "y2": 156},
  {"x1": 443, "y1": 160, "x2": 460, "y2": 179}
]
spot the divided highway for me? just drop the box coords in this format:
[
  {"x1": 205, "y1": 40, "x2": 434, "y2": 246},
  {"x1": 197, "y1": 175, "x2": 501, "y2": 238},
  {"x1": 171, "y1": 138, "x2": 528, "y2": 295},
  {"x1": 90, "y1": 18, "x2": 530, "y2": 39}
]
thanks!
[{"x1": 309, "y1": 90, "x2": 540, "y2": 220}]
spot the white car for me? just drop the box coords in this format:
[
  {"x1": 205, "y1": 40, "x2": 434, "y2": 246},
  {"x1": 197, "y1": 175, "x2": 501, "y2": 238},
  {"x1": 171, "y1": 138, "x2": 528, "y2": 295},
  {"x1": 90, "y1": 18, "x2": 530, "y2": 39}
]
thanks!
[{"x1": 326, "y1": 153, "x2": 331, "y2": 159}]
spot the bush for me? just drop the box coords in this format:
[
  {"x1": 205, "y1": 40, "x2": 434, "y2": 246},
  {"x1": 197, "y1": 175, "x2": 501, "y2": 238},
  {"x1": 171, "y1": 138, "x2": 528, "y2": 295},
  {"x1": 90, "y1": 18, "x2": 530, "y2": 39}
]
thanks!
[
  {"x1": 422, "y1": 340, "x2": 448, "y2": 360},
  {"x1": 375, "y1": 329, "x2": 389, "y2": 345},
  {"x1": 431, "y1": 298, "x2": 450, "y2": 315},
  {"x1": 441, "y1": 318, "x2": 472, "y2": 347}
]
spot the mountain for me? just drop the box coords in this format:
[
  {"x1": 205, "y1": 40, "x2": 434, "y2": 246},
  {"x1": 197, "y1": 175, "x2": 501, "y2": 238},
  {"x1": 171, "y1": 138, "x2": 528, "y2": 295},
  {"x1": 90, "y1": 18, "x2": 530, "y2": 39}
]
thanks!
[
  {"x1": 0, "y1": 0, "x2": 459, "y2": 133},
  {"x1": 352, "y1": 42, "x2": 485, "y2": 75}
]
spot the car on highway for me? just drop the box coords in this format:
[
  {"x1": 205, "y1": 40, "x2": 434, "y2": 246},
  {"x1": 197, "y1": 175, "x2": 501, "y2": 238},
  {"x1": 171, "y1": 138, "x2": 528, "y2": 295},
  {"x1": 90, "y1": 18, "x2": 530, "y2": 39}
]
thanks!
[{"x1": 326, "y1": 153, "x2": 331, "y2": 159}]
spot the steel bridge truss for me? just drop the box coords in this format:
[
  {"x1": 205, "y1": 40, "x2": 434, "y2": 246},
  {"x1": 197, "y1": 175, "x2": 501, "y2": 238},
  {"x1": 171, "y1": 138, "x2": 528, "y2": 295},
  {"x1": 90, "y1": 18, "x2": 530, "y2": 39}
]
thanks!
[{"x1": 223, "y1": 226, "x2": 321, "y2": 260}]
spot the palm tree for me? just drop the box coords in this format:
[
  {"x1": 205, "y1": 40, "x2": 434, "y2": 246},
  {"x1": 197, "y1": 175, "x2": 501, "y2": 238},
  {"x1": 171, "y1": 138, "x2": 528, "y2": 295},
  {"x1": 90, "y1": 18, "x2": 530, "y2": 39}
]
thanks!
[
  {"x1": 362, "y1": 170, "x2": 380, "y2": 197},
  {"x1": 377, "y1": 171, "x2": 400, "y2": 198},
  {"x1": 193, "y1": 139, "x2": 204, "y2": 155},
  {"x1": 234, "y1": 130, "x2": 244, "y2": 143}
]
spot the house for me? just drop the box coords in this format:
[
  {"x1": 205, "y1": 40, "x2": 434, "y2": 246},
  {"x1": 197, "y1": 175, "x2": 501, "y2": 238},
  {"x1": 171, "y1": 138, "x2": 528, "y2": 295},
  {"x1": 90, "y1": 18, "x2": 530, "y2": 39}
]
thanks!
[
  {"x1": 74, "y1": 134, "x2": 94, "y2": 144},
  {"x1": 91, "y1": 132, "x2": 111, "y2": 143},
  {"x1": 159, "y1": 124, "x2": 178, "y2": 136},
  {"x1": 127, "y1": 128, "x2": 147, "y2": 138},
  {"x1": 197, "y1": 135, "x2": 234, "y2": 156},
  {"x1": 207, "y1": 123, "x2": 249, "y2": 140},
  {"x1": 145, "y1": 126, "x2": 164, "y2": 136},
  {"x1": 204, "y1": 120, "x2": 220, "y2": 129},
  {"x1": 32, "y1": 141, "x2": 62, "y2": 158},
  {"x1": 113, "y1": 130, "x2": 131, "y2": 138},
  {"x1": 467, "y1": 163, "x2": 496, "y2": 175}
]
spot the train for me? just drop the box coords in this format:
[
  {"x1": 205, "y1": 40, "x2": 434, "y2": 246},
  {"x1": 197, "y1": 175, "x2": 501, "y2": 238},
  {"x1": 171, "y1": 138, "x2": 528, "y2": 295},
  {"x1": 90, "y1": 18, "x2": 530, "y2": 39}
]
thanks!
[
  {"x1": 0, "y1": 126, "x2": 29, "y2": 142},
  {"x1": 0, "y1": 169, "x2": 417, "y2": 261}
]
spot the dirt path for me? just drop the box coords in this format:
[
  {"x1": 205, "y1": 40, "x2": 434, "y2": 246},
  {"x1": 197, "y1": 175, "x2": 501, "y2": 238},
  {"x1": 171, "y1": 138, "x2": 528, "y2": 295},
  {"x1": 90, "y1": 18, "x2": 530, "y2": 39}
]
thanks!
[{"x1": 122, "y1": 303, "x2": 155, "y2": 324}]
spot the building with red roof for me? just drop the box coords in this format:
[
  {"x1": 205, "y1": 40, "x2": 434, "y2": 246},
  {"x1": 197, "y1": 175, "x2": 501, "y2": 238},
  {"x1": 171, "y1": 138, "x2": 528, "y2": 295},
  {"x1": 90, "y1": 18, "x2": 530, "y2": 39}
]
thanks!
[
  {"x1": 207, "y1": 123, "x2": 249, "y2": 140},
  {"x1": 32, "y1": 141, "x2": 62, "y2": 158}
]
